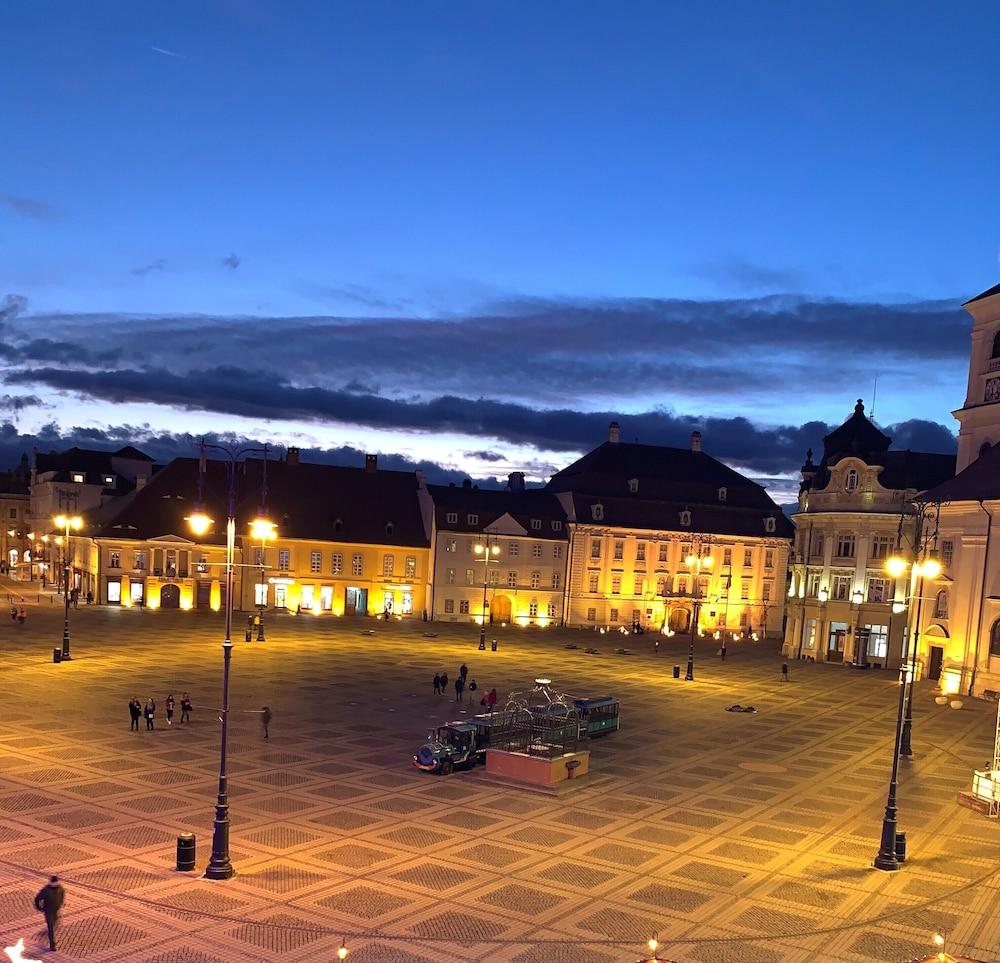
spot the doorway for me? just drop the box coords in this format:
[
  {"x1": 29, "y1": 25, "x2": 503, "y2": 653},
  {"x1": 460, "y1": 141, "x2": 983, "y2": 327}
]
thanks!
[
  {"x1": 274, "y1": 585, "x2": 287, "y2": 609},
  {"x1": 928, "y1": 646, "x2": 944, "y2": 681},
  {"x1": 160, "y1": 583, "x2": 180, "y2": 609},
  {"x1": 668, "y1": 607, "x2": 691, "y2": 633},
  {"x1": 196, "y1": 581, "x2": 211, "y2": 608},
  {"x1": 345, "y1": 586, "x2": 368, "y2": 616},
  {"x1": 491, "y1": 595, "x2": 512, "y2": 623},
  {"x1": 827, "y1": 621, "x2": 847, "y2": 662}
]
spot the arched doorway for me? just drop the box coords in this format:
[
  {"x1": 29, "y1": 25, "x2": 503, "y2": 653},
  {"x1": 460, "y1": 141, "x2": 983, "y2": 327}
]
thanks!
[
  {"x1": 668, "y1": 607, "x2": 691, "y2": 632},
  {"x1": 160, "y1": 584, "x2": 180, "y2": 609},
  {"x1": 491, "y1": 595, "x2": 512, "y2": 623}
]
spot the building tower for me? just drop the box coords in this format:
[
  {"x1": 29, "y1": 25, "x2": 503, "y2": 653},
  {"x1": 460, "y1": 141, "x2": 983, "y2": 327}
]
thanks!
[{"x1": 955, "y1": 284, "x2": 1000, "y2": 473}]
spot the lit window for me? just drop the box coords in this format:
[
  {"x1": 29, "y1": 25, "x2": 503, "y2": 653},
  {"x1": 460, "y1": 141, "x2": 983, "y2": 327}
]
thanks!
[
  {"x1": 507, "y1": 571, "x2": 518, "y2": 587},
  {"x1": 459, "y1": 599, "x2": 470, "y2": 614},
  {"x1": 764, "y1": 549, "x2": 774, "y2": 569},
  {"x1": 464, "y1": 568, "x2": 474, "y2": 585},
  {"x1": 72, "y1": 472, "x2": 84, "y2": 483},
  {"x1": 846, "y1": 469, "x2": 859, "y2": 492},
  {"x1": 836, "y1": 534, "x2": 856, "y2": 558},
  {"x1": 278, "y1": 550, "x2": 290, "y2": 571},
  {"x1": 310, "y1": 551, "x2": 321, "y2": 573},
  {"x1": 551, "y1": 571, "x2": 561, "y2": 589},
  {"x1": 587, "y1": 607, "x2": 596, "y2": 622},
  {"x1": 610, "y1": 608, "x2": 619, "y2": 622},
  {"x1": 509, "y1": 542, "x2": 519, "y2": 556},
  {"x1": 590, "y1": 539, "x2": 601, "y2": 558},
  {"x1": 868, "y1": 577, "x2": 889, "y2": 604},
  {"x1": 832, "y1": 574, "x2": 852, "y2": 600},
  {"x1": 405, "y1": 555, "x2": 416, "y2": 577},
  {"x1": 636, "y1": 542, "x2": 646, "y2": 562},
  {"x1": 613, "y1": 540, "x2": 624, "y2": 560},
  {"x1": 446, "y1": 568, "x2": 455, "y2": 584},
  {"x1": 588, "y1": 572, "x2": 599, "y2": 593},
  {"x1": 109, "y1": 551, "x2": 120, "y2": 569},
  {"x1": 529, "y1": 600, "x2": 538, "y2": 617},
  {"x1": 332, "y1": 553, "x2": 343, "y2": 574},
  {"x1": 383, "y1": 554, "x2": 394, "y2": 576},
  {"x1": 547, "y1": 602, "x2": 556, "y2": 618},
  {"x1": 255, "y1": 583, "x2": 268, "y2": 606},
  {"x1": 532, "y1": 544, "x2": 542, "y2": 558},
  {"x1": 633, "y1": 576, "x2": 643, "y2": 595},
  {"x1": 611, "y1": 573, "x2": 621, "y2": 594},
  {"x1": 723, "y1": 548, "x2": 732, "y2": 566},
  {"x1": 934, "y1": 590, "x2": 948, "y2": 619},
  {"x1": 352, "y1": 554, "x2": 363, "y2": 576},
  {"x1": 488, "y1": 569, "x2": 499, "y2": 585},
  {"x1": 445, "y1": 539, "x2": 457, "y2": 553},
  {"x1": 530, "y1": 571, "x2": 540, "y2": 588},
  {"x1": 658, "y1": 543, "x2": 668, "y2": 562},
  {"x1": 941, "y1": 540, "x2": 954, "y2": 567},
  {"x1": 444, "y1": 598, "x2": 454, "y2": 614},
  {"x1": 743, "y1": 548, "x2": 753, "y2": 567}
]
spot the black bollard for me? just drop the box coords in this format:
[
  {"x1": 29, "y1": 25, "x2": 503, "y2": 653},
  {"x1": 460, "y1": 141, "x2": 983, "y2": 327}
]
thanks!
[
  {"x1": 491, "y1": 638, "x2": 498, "y2": 652},
  {"x1": 176, "y1": 832, "x2": 196, "y2": 871},
  {"x1": 673, "y1": 664, "x2": 680, "y2": 679}
]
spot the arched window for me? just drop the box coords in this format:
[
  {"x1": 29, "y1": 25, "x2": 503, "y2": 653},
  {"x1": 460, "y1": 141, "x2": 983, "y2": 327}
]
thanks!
[
  {"x1": 845, "y1": 469, "x2": 859, "y2": 492},
  {"x1": 991, "y1": 618, "x2": 1000, "y2": 657},
  {"x1": 992, "y1": 330, "x2": 1000, "y2": 359},
  {"x1": 980, "y1": 441, "x2": 993, "y2": 459},
  {"x1": 933, "y1": 589, "x2": 948, "y2": 619}
]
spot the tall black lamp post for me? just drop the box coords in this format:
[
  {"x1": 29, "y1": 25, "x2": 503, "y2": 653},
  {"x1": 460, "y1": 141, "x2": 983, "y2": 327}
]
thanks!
[
  {"x1": 53, "y1": 514, "x2": 82, "y2": 660},
  {"x1": 683, "y1": 541, "x2": 714, "y2": 681},
  {"x1": 473, "y1": 533, "x2": 500, "y2": 647}
]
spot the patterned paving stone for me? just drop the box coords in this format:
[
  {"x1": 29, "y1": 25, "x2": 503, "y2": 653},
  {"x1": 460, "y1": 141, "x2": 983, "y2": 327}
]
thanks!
[
  {"x1": 309, "y1": 809, "x2": 382, "y2": 831},
  {"x1": 0, "y1": 789, "x2": 60, "y2": 812},
  {"x1": 343, "y1": 941, "x2": 437, "y2": 963},
  {"x1": 409, "y1": 909, "x2": 508, "y2": 940},
  {"x1": 75, "y1": 864, "x2": 164, "y2": 891},
  {"x1": 536, "y1": 861, "x2": 617, "y2": 888},
  {"x1": 575, "y1": 905, "x2": 659, "y2": 939},
  {"x1": 242, "y1": 825, "x2": 321, "y2": 849},
  {"x1": 628, "y1": 880, "x2": 714, "y2": 912},
  {"x1": 688, "y1": 942, "x2": 783, "y2": 963},
  {"x1": 731, "y1": 904, "x2": 818, "y2": 935},
  {"x1": 477, "y1": 882, "x2": 567, "y2": 915},
  {"x1": 389, "y1": 864, "x2": 478, "y2": 891},
  {"x1": 315, "y1": 883, "x2": 414, "y2": 919},
  {"x1": 0, "y1": 886, "x2": 40, "y2": 924},
  {"x1": 510, "y1": 945, "x2": 616, "y2": 963},
  {"x1": 237, "y1": 864, "x2": 329, "y2": 894},
  {"x1": 848, "y1": 929, "x2": 930, "y2": 960},
  {"x1": 506, "y1": 825, "x2": 575, "y2": 848},
  {"x1": 34, "y1": 806, "x2": 116, "y2": 830},
  {"x1": 60, "y1": 913, "x2": 150, "y2": 953},
  {"x1": 226, "y1": 912, "x2": 326, "y2": 953},
  {"x1": 769, "y1": 879, "x2": 846, "y2": 909},
  {"x1": 454, "y1": 841, "x2": 531, "y2": 867},
  {"x1": 157, "y1": 888, "x2": 251, "y2": 917},
  {"x1": 376, "y1": 825, "x2": 452, "y2": 849},
  {"x1": 143, "y1": 950, "x2": 231, "y2": 963},
  {"x1": 312, "y1": 842, "x2": 398, "y2": 869},
  {"x1": 6, "y1": 841, "x2": 96, "y2": 870},
  {"x1": 671, "y1": 860, "x2": 749, "y2": 888},
  {"x1": 431, "y1": 809, "x2": 500, "y2": 831},
  {"x1": 94, "y1": 825, "x2": 177, "y2": 849}
]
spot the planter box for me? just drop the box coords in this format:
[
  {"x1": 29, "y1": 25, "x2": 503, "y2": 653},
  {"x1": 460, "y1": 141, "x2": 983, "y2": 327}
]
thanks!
[{"x1": 486, "y1": 749, "x2": 590, "y2": 787}]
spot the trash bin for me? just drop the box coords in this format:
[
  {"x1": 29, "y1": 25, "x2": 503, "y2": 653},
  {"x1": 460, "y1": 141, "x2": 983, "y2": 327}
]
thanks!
[
  {"x1": 491, "y1": 638, "x2": 498, "y2": 652},
  {"x1": 176, "y1": 832, "x2": 196, "y2": 871},
  {"x1": 52, "y1": 648, "x2": 62, "y2": 664},
  {"x1": 894, "y1": 831, "x2": 906, "y2": 863},
  {"x1": 673, "y1": 664, "x2": 680, "y2": 679}
]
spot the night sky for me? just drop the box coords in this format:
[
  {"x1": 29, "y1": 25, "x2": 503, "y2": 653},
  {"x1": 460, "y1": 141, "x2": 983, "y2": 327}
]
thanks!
[{"x1": 2, "y1": 2, "x2": 999, "y2": 502}]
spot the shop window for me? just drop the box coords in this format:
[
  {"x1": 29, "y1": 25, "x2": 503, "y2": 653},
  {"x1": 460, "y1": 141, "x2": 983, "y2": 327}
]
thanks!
[{"x1": 107, "y1": 580, "x2": 122, "y2": 604}]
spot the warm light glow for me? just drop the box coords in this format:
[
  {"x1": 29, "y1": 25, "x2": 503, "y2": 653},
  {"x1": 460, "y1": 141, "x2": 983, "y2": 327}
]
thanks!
[
  {"x1": 4, "y1": 937, "x2": 42, "y2": 963},
  {"x1": 940, "y1": 667, "x2": 962, "y2": 696},
  {"x1": 338, "y1": 942, "x2": 349, "y2": 961},
  {"x1": 892, "y1": 600, "x2": 906, "y2": 615},
  {"x1": 918, "y1": 555, "x2": 942, "y2": 580},
  {"x1": 648, "y1": 936, "x2": 658, "y2": 953},
  {"x1": 685, "y1": 554, "x2": 696, "y2": 566},
  {"x1": 53, "y1": 514, "x2": 83, "y2": 531},
  {"x1": 312, "y1": 600, "x2": 321, "y2": 616},
  {"x1": 536, "y1": 616, "x2": 550, "y2": 628},
  {"x1": 249, "y1": 517, "x2": 277, "y2": 541},
  {"x1": 851, "y1": 589, "x2": 863, "y2": 605},
  {"x1": 187, "y1": 512, "x2": 214, "y2": 537},
  {"x1": 885, "y1": 555, "x2": 908, "y2": 578},
  {"x1": 787, "y1": 580, "x2": 796, "y2": 597},
  {"x1": 818, "y1": 587, "x2": 829, "y2": 602},
  {"x1": 702, "y1": 554, "x2": 713, "y2": 568},
  {"x1": 474, "y1": 544, "x2": 484, "y2": 555}
]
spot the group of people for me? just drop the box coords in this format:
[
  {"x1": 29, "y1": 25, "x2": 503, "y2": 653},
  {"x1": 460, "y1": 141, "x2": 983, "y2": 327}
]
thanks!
[
  {"x1": 128, "y1": 693, "x2": 192, "y2": 730},
  {"x1": 9, "y1": 606, "x2": 26, "y2": 623},
  {"x1": 432, "y1": 663, "x2": 498, "y2": 711}
]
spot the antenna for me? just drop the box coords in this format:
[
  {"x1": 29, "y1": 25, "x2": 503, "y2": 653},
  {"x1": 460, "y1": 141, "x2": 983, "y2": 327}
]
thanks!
[{"x1": 871, "y1": 376, "x2": 878, "y2": 421}]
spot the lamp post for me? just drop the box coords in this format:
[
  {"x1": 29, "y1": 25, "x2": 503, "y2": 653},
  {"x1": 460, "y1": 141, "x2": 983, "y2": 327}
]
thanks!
[
  {"x1": 851, "y1": 587, "x2": 866, "y2": 669},
  {"x1": 53, "y1": 514, "x2": 82, "y2": 660},
  {"x1": 249, "y1": 517, "x2": 276, "y2": 640},
  {"x1": 899, "y1": 551, "x2": 941, "y2": 758},
  {"x1": 186, "y1": 441, "x2": 270, "y2": 881},
  {"x1": 473, "y1": 535, "x2": 500, "y2": 648},
  {"x1": 684, "y1": 543, "x2": 714, "y2": 681}
]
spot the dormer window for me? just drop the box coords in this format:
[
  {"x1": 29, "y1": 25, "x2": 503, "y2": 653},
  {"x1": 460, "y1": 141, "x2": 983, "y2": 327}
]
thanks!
[
  {"x1": 531, "y1": 518, "x2": 542, "y2": 530},
  {"x1": 446, "y1": 512, "x2": 458, "y2": 524},
  {"x1": 103, "y1": 475, "x2": 115, "y2": 486},
  {"x1": 845, "y1": 469, "x2": 859, "y2": 492},
  {"x1": 591, "y1": 503, "x2": 604, "y2": 522},
  {"x1": 992, "y1": 330, "x2": 1000, "y2": 359},
  {"x1": 333, "y1": 518, "x2": 343, "y2": 533},
  {"x1": 551, "y1": 520, "x2": 562, "y2": 531},
  {"x1": 718, "y1": 487, "x2": 727, "y2": 503},
  {"x1": 385, "y1": 521, "x2": 395, "y2": 536},
  {"x1": 71, "y1": 472, "x2": 85, "y2": 483},
  {"x1": 679, "y1": 510, "x2": 691, "y2": 527},
  {"x1": 764, "y1": 516, "x2": 777, "y2": 533},
  {"x1": 628, "y1": 478, "x2": 638, "y2": 494},
  {"x1": 467, "y1": 513, "x2": 478, "y2": 525}
]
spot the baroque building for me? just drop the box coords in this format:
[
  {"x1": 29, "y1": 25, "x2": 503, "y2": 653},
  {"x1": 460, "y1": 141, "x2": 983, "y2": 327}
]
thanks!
[{"x1": 783, "y1": 401, "x2": 954, "y2": 668}]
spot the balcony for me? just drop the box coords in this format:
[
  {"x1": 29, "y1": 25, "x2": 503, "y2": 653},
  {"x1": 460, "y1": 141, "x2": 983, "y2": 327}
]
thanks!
[{"x1": 988, "y1": 357, "x2": 1000, "y2": 373}]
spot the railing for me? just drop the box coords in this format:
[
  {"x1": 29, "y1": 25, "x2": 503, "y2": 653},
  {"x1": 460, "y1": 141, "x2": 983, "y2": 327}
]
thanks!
[{"x1": 988, "y1": 357, "x2": 1000, "y2": 372}]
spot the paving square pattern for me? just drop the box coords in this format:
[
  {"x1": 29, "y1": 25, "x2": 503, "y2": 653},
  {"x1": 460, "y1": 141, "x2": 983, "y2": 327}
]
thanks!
[{"x1": 0, "y1": 593, "x2": 998, "y2": 961}]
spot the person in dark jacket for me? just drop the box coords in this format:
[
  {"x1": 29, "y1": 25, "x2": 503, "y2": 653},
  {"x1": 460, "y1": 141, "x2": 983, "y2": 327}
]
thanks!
[
  {"x1": 439, "y1": 671, "x2": 448, "y2": 693},
  {"x1": 459, "y1": 663, "x2": 469, "y2": 684},
  {"x1": 261, "y1": 705, "x2": 272, "y2": 740},
  {"x1": 454, "y1": 676, "x2": 464, "y2": 703},
  {"x1": 486, "y1": 688, "x2": 498, "y2": 712},
  {"x1": 180, "y1": 693, "x2": 192, "y2": 723},
  {"x1": 165, "y1": 694, "x2": 175, "y2": 726},
  {"x1": 34, "y1": 875, "x2": 65, "y2": 951},
  {"x1": 128, "y1": 698, "x2": 141, "y2": 731},
  {"x1": 144, "y1": 698, "x2": 156, "y2": 730},
  {"x1": 433, "y1": 673, "x2": 441, "y2": 695}
]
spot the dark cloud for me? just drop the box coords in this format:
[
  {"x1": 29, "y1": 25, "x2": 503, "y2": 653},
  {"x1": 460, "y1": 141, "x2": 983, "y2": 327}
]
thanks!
[
  {"x1": 464, "y1": 450, "x2": 506, "y2": 462},
  {"x1": 882, "y1": 418, "x2": 957, "y2": 454},
  {"x1": 0, "y1": 194, "x2": 59, "y2": 221},
  {"x1": 222, "y1": 253, "x2": 241, "y2": 270},
  {"x1": 0, "y1": 394, "x2": 44, "y2": 413},
  {"x1": 131, "y1": 259, "x2": 167, "y2": 277},
  {"x1": 0, "y1": 294, "x2": 27, "y2": 326},
  {"x1": 690, "y1": 256, "x2": 809, "y2": 293}
]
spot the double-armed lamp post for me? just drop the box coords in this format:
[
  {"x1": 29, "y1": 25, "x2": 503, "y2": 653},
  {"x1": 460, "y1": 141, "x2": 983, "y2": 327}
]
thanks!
[
  {"x1": 186, "y1": 442, "x2": 274, "y2": 880},
  {"x1": 53, "y1": 514, "x2": 82, "y2": 660},
  {"x1": 473, "y1": 535, "x2": 501, "y2": 648},
  {"x1": 683, "y1": 544, "x2": 714, "y2": 681}
]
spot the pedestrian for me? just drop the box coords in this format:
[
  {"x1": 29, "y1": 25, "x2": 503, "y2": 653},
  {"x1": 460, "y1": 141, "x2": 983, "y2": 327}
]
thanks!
[
  {"x1": 486, "y1": 687, "x2": 498, "y2": 712},
  {"x1": 433, "y1": 673, "x2": 441, "y2": 695},
  {"x1": 468, "y1": 679, "x2": 477, "y2": 705},
  {"x1": 34, "y1": 875, "x2": 65, "y2": 952},
  {"x1": 180, "y1": 692, "x2": 192, "y2": 723},
  {"x1": 654, "y1": 638, "x2": 660, "y2": 654},
  {"x1": 440, "y1": 671, "x2": 448, "y2": 693},
  {"x1": 454, "y1": 676, "x2": 464, "y2": 703},
  {"x1": 86, "y1": 591, "x2": 93, "y2": 605},
  {"x1": 144, "y1": 697, "x2": 156, "y2": 730},
  {"x1": 128, "y1": 698, "x2": 141, "y2": 731},
  {"x1": 165, "y1": 694, "x2": 175, "y2": 726},
  {"x1": 9, "y1": 605, "x2": 16, "y2": 622},
  {"x1": 459, "y1": 663, "x2": 468, "y2": 683},
  {"x1": 261, "y1": 706, "x2": 271, "y2": 740},
  {"x1": 17, "y1": 607, "x2": 25, "y2": 624}
]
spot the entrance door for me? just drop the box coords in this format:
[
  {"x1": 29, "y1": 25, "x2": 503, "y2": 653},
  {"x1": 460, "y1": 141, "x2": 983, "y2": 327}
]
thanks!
[
  {"x1": 928, "y1": 646, "x2": 944, "y2": 681},
  {"x1": 827, "y1": 623, "x2": 847, "y2": 662},
  {"x1": 668, "y1": 607, "x2": 691, "y2": 632},
  {"x1": 345, "y1": 587, "x2": 368, "y2": 616},
  {"x1": 491, "y1": 595, "x2": 512, "y2": 622},
  {"x1": 160, "y1": 583, "x2": 180, "y2": 609},
  {"x1": 197, "y1": 581, "x2": 211, "y2": 608},
  {"x1": 274, "y1": 585, "x2": 287, "y2": 609}
]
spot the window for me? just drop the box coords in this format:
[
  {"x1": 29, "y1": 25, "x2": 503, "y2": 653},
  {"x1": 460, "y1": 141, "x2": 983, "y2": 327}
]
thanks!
[
  {"x1": 739, "y1": 610, "x2": 749, "y2": 627},
  {"x1": 588, "y1": 572, "x2": 599, "y2": 593},
  {"x1": 764, "y1": 549, "x2": 774, "y2": 569},
  {"x1": 403, "y1": 555, "x2": 415, "y2": 577},
  {"x1": 717, "y1": 610, "x2": 726, "y2": 626},
  {"x1": 104, "y1": 474, "x2": 115, "y2": 486},
  {"x1": 334, "y1": 518, "x2": 343, "y2": 533},
  {"x1": 762, "y1": 582, "x2": 772, "y2": 601},
  {"x1": 991, "y1": 618, "x2": 1000, "y2": 656},
  {"x1": 7, "y1": 508, "x2": 15, "y2": 519},
  {"x1": 531, "y1": 518, "x2": 542, "y2": 530},
  {"x1": 352, "y1": 554, "x2": 363, "y2": 576},
  {"x1": 509, "y1": 542, "x2": 519, "y2": 557},
  {"x1": 385, "y1": 522, "x2": 394, "y2": 536},
  {"x1": 332, "y1": 553, "x2": 343, "y2": 574},
  {"x1": 488, "y1": 569, "x2": 499, "y2": 585},
  {"x1": 109, "y1": 551, "x2": 121, "y2": 569},
  {"x1": 382, "y1": 554, "x2": 394, "y2": 576},
  {"x1": 658, "y1": 543, "x2": 668, "y2": 562},
  {"x1": 812, "y1": 532, "x2": 825, "y2": 557},
  {"x1": 107, "y1": 579, "x2": 122, "y2": 603},
  {"x1": 165, "y1": 550, "x2": 177, "y2": 577},
  {"x1": 72, "y1": 472, "x2": 84, "y2": 483},
  {"x1": 134, "y1": 551, "x2": 147, "y2": 571},
  {"x1": 676, "y1": 575, "x2": 688, "y2": 594},
  {"x1": 611, "y1": 573, "x2": 621, "y2": 594},
  {"x1": 320, "y1": 586, "x2": 333, "y2": 610},
  {"x1": 591, "y1": 539, "x2": 601, "y2": 558},
  {"x1": 698, "y1": 576, "x2": 709, "y2": 597},
  {"x1": 613, "y1": 540, "x2": 624, "y2": 560},
  {"x1": 807, "y1": 572, "x2": 821, "y2": 598},
  {"x1": 867, "y1": 577, "x2": 889, "y2": 604},
  {"x1": 445, "y1": 538, "x2": 457, "y2": 553},
  {"x1": 444, "y1": 598, "x2": 455, "y2": 614},
  {"x1": 846, "y1": 469, "x2": 859, "y2": 492},
  {"x1": 633, "y1": 575, "x2": 643, "y2": 595},
  {"x1": 255, "y1": 582, "x2": 268, "y2": 606},
  {"x1": 865, "y1": 623, "x2": 889, "y2": 659},
  {"x1": 656, "y1": 576, "x2": 667, "y2": 595},
  {"x1": 941, "y1": 540, "x2": 954, "y2": 567},
  {"x1": 446, "y1": 512, "x2": 458, "y2": 524},
  {"x1": 553, "y1": 544, "x2": 563, "y2": 559},
  {"x1": 723, "y1": 548, "x2": 732, "y2": 567},
  {"x1": 680, "y1": 510, "x2": 691, "y2": 527},
  {"x1": 465, "y1": 568, "x2": 475, "y2": 586},
  {"x1": 832, "y1": 574, "x2": 852, "y2": 601},
  {"x1": 529, "y1": 599, "x2": 538, "y2": 617},
  {"x1": 681, "y1": 543, "x2": 692, "y2": 559},
  {"x1": 197, "y1": 554, "x2": 208, "y2": 574},
  {"x1": 459, "y1": 599, "x2": 470, "y2": 614},
  {"x1": 871, "y1": 535, "x2": 892, "y2": 560},
  {"x1": 279, "y1": 549, "x2": 290, "y2": 571},
  {"x1": 467, "y1": 513, "x2": 478, "y2": 525},
  {"x1": 547, "y1": 601, "x2": 557, "y2": 618},
  {"x1": 532, "y1": 543, "x2": 542, "y2": 558},
  {"x1": 628, "y1": 477, "x2": 639, "y2": 494},
  {"x1": 587, "y1": 607, "x2": 596, "y2": 622},
  {"x1": 610, "y1": 608, "x2": 619, "y2": 622},
  {"x1": 636, "y1": 542, "x2": 646, "y2": 562},
  {"x1": 552, "y1": 520, "x2": 562, "y2": 531},
  {"x1": 836, "y1": 533, "x2": 856, "y2": 558},
  {"x1": 530, "y1": 571, "x2": 541, "y2": 588},
  {"x1": 739, "y1": 549, "x2": 751, "y2": 569},
  {"x1": 507, "y1": 571, "x2": 518, "y2": 587},
  {"x1": 551, "y1": 571, "x2": 561, "y2": 589},
  {"x1": 934, "y1": 590, "x2": 948, "y2": 619},
  {"x1": 740, "y1": 579, "x2": 750, "y2": 600},
  {"x1": 993, "y1": 330, "x2": 1000, "y2": 359},
  {"x1": 310, "y1": 551, "x2": 321, "y2": 573},
  {"x1": 254, "y1": 547, "x2": 264, "y2": 566},
  {"x1": 446, "y1": 568, "x2": 455, "y2": 584}
]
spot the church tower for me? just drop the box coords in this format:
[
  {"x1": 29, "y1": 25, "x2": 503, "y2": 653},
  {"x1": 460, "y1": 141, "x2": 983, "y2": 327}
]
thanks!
[{"x1": 955, "y1": 283, "x2": 1000, "y2": 473}]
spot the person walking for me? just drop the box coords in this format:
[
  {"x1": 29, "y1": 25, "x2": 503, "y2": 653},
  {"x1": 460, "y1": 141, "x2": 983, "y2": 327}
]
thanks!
[
  {"x1": 459, "y1": 663, "x2": 469, "y2": 684},
  {"x1": 144, "y1": 697, "x2": 156, "y2": 731},
  {"x1": 34, "y1": 875, "x2": 65, "y2": 952},
  {"x1": 128, "y1": 698, "x2": 141, "y2": 731},
  {"x1": 486, "y1": 687, "x2": 498, "y2": 713},
  {"x1": 454, "y1": 676, "x2": 464, "y2": 703},
  {"x1": 165, "y1": 694, "x2": 175, "y2": 726},
  {"x1": 261, "y1": 706, "x2": 272, "y2": 740},
  {"x1": 180, "y1": 693, "x2": 192, "y2": 724},
  {"x1": 17, "y1": 607, "x2": 25, "y2": 624},
  {"x1": 433, "y1": 673, "x2": 441, "y2": 695},
  {"x1": 439, "y1": 671, "x2": 448, "y2": 693}
]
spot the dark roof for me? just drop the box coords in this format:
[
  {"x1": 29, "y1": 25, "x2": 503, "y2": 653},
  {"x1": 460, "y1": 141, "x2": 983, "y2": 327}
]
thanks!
[
  {"x1": 877, "y1": 450, "x2": 956, "y2": 491},
  {"x1": 95, "y1": 456, "x2": 431, "y2": 547},
  {"x1": 428, "y1": 485, "x2": 568, "y2": 539},
  {"x1": 918, "y1": 442, "x2": 1000, "y2": 503},
  {"x1": 34, "y1": 445, "x2": 155, "y2": 492},
  {"x1": 567, "y1": 492, "x2": 794, "y2": 540},
  {"x1": 964, "y1": 282, "x2": 1000, "y2": 306},
  {"x1": 114, "y1": 445, "x2": 156, "y2": 461},
  {"x1": 821, "y1": 399, "x2": 891, "y2": 465},
  {"x1": 547, "y1": 441, "x2": 777, "y2": 510}
]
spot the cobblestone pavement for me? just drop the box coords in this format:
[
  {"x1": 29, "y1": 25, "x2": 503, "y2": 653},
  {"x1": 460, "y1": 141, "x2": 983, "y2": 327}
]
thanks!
[{"x1": 0, "y1": 595, "x2": 998, "y2": 962}]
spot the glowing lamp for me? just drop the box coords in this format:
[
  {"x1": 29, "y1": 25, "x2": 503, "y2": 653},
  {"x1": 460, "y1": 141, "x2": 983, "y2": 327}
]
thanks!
[
  {"x1": 701, "y1": 555, "x2": 713, "y2": 568},
  {"x1": 474, "y1": 544, "x2": 484, "y2": 555},
  {"x1": 818, "y1": 587, "x2": 829, "y2": 602},
  {"x1": 338, "y1": 941, "x2": 349, "y2": 961},
  {"x1": 685, "y1": 554, "x2": 696, "y2": 567},
  {"x1": 918, "y1": 554, "x2": 942, "y2": 580},
  {"x1": 249, "y1": 517, "x2": 277, "y2": 541},
  {"x1": 53, "y1": 514, "x2": 82, "y2": 531},
  {"x1": 892, "y1": 600, "x2": 906, "y2": 615},
  {"x1": 940, "y1": 667, "x2": 962, "y2": 695},
  {"x1": 885, "y1": 555, "x2": 907, "y2": 578},
  {"x1": 851, "y1": 589, "x2": 863, "y2": 605},
  {"x1": 648, "y1": 937, "x2": 659, "y2": 954},
  {"x1": 4, "y1": 937, "x2": 43, "y2": 963},
  {"x1": 186, "y1": 512, "x2": 214, "y2": 537}
]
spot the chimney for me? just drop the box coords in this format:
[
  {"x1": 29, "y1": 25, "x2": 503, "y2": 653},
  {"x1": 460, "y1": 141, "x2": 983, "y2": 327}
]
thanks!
[
  {"x1": 462, "y1": 478, "x2": 472, "y2": 489},
  {"x1": 608, "y1": 421, "x2": 621, "y2": 444},
  {"x1": 365, "y1": 454, "x2": 377, "y2": 473},
  {"x1": 690, "y1": 431, "x2": 702, "y2": 453},
  {"x1": 286, "y1": 447, "x2": 300, "y2": 466},
  {"x1": 507, "y1": 471, "x2": 525, "y2": 492}
]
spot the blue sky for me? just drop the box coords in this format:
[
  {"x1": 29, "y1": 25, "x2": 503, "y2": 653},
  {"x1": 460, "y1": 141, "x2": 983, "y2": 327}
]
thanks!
[{"x1": 1, "y1": 2, "x2": 998, "y2": 499}]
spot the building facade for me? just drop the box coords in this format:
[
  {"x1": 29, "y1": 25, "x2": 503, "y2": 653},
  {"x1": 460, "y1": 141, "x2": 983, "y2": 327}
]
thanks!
[{"x1": 782, "y1": 400, "x2": 954, "y2": 668}]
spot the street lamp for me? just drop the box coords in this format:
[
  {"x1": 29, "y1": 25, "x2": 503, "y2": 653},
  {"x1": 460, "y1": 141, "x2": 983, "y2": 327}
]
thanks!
[
  {"x1": 53, "y1": 514, "x2": 82, "y2": 660},
  {"x1": 683, "y1": 547, "x2": 713, "y2": 681},
  {"x1": 249, "y1": 517, "x2": 277, "y2": 640},
  {"x1": 473, "y1": 537, "x2": 501, "y2": 648},
  {"x1": 851, "y1": 587, "x2": 867, "y2": 669},
  {"x1": 187, "y1": 440, "x2": 269, "y2": 881}
]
